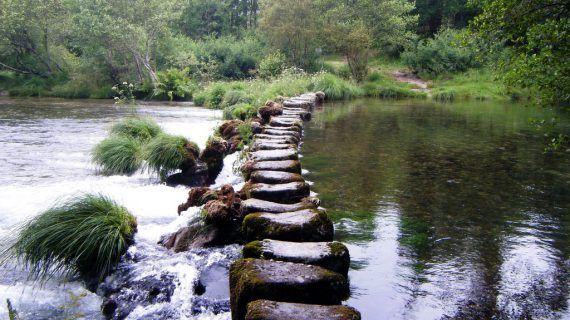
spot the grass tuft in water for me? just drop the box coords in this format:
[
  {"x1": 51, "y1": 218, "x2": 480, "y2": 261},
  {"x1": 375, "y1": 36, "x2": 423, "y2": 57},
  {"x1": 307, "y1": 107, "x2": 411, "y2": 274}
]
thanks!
[
  {"x1": 92, "y1": 136, "x2": 143, "y2": 175},
  {"x1": 143, "y1": 134, "x2": 199, "y2": 179},
  {"x1": 1, "y1": 194, "x2": 137, "y2": 282},
  {"x1": 109, "y1": 117, "x2": 163, "y2": 142}
]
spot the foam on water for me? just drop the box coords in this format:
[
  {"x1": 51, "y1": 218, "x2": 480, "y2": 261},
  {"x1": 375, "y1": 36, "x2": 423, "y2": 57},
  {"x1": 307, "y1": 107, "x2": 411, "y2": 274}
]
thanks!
[{"x1": 0, "y1": 99, "x2": 237, "y2": 319}]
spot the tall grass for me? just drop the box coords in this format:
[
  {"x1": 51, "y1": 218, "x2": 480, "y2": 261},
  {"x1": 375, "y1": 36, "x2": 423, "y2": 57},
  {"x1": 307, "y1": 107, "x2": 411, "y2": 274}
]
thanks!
[
  {"x1": 109, "y1": 117, "x2": 163, "y2": 142},
  {"x1": 1, "y1": 194, "x2": 137, "y2": 282},
  {"x1": 92, "y1": 136, "x2": 143, "y2": 175},
  {"x1": 143, "y1": 134, "x2": 198, "y2": 178},
  {"x1": 312, "y1": 73, "x2": 364, "y2": 100}
]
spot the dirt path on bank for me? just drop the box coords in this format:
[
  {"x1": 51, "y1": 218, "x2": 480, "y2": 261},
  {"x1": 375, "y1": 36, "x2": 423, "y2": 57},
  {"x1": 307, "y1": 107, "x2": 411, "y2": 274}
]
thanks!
[{"x1": 392, "y1": 71, "x2": 430, "y2": 92}]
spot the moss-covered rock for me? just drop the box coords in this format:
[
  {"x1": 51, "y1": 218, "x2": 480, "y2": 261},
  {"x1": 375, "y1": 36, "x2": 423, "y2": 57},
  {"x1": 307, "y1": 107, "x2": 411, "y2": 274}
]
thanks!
[
  {"x1": 177, "y1": 187, "x2": 219, "y2": 214},
  {"x1": 230, "y1": 258, "x2": 349, "y2": 320},
  {"x1": 243, "y1": 240, "x2": 350, "y2": 276},
  {"x1": 219, "y1": 120, "x2": 245, "y2": 140},
  {"x1": 242, "y1": 209, "x2": 334, "y2": 242},
  {"x1": 241, "y1": 160, "x2": 301, "y2": 180},
  {"x1": 241, "y1": 181, "x2": 310, "y2": 204},
  {"x1": 245, "y1": 300, "x2": 360, "y2": 320},
  {"x1": 200, "y1": 137, "x2": 228, "y2": 181},
  {"x1": 249, "y1": 149, "x2": 298, "y2": 162},
  {"x1": 258, "y1": 101, "x2": 283, "y2": 123}
]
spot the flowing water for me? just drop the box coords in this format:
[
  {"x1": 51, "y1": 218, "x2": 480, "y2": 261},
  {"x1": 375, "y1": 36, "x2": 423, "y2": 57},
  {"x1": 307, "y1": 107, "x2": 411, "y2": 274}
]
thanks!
[
  {"x1": 301, "y1": 99, "x2": 570, "y2": 320},
  {"x1": 1, "y1": 97, "x2": 569, "y2": 320},
  {"x1": 0, "y1": 98, "x2": 243, "y2": 319}
]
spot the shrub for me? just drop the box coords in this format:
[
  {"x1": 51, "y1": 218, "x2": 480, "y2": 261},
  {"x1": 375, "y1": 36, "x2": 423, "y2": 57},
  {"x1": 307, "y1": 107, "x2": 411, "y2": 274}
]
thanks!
[
  {"x1": 237, "y1": 122, "x2": 254, "y2": 149},
  {"x1": 1, "y1": 194, "x2": 137, "y2": 281},
  {"x1": 92, "y1": 136, "x2": 143, "y2": 175},
  {"x1": 109, "y1": 117, "x2": 163, "y2": 142},
  {"x1": 206, "y1": 83, "x2": 228, "y2": 109},
  {"x1": 143, "y1": 134, "x2": 199, "y2": 178},
  {"x1": 193, "y1": 91, "x2": 207, "y2": 106},
  {"x1": 222, "y1": 89, "x2": 253, "y2": 107},
  {"x1": 402, "y1": 29, "x2": 480, "y2": 78},
  {"x1": 154, "y1": 68, "x2": 196, "y2": 101},
  {"x1": 224, "y1": 103, "x2": 258, "y2": 121},
  {"x1": 258, "y1": 51, "x2": 287, "y2": 79}
]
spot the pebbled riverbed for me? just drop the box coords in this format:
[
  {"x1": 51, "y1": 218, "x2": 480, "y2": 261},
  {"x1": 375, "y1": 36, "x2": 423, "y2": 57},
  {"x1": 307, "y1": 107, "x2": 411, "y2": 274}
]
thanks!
[{"x1": 0, "y1": 98, "x2": 242, "y2": 319}]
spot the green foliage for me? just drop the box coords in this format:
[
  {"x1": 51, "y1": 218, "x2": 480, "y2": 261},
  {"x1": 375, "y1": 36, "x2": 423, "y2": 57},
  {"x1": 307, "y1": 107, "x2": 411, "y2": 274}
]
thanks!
[
  {"x1": 193, "y1": 91, "x2": 207, "y2": 106},
  {"x1": 112, "y1": 82, "x2": 136, "y2": 105},
  {"x1": 430, "y1": 69, "x2": 519, "y2": 102},
  {"x1": 402, "y1": 29, "x2": 480, "y2": 78},
  {"x1": 222, "y1": 89, "x2": 253, "y2": 107},
  {"x1": 237, "y1": 122, "x2": 254, "y2": 148},
  {"x1": 472, "y1": 0, "x2": 569, "y2": 106},
  {"x1": 143, "y1": 134, "x2": 197, "y2": 178},
  {"x1": 109, "y1": 117, "x2": 163, "y2": 142},
  {"x1": 1, "y1": 194, "x2": 137, "y2": 282},
  {"x1": 258, "y1": 51, "x2": 287, "y2": 79},
  {"x1": 92, "y1": 136, "x2": 143, "y2": 175},
  {"x1": 223, "y1": 103, "x2": 258, "y2": 120},
  {"x1": 154, "y1": 69, "x2": 196, "y2": 101},
  {"x1": 313, "y1": 74, "x2": 363, "y2": 100},
  {"x1": 530, "y1": 118, "x2": 569, "y2": 153},
  {"x1": 414, "y1": 0, "x2": 478, "y2": 36},
  {"x1": 206, "y1": 83, "x2": 228, "y2": 108}
]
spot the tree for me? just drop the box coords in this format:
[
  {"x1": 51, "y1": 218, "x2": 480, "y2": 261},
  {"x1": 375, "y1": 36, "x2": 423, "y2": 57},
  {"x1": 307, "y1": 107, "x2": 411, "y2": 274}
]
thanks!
[
  {"x1": 0, "y1": 0, "x2": 69, "y2": 76},
  {"x1": 259, "y1": 0, "x2": 319, "y2": 70},
  {"x1": 472, "y1": 0, "x2": 570, "y2": 106},
  {"x1": 414, "y1": 0, "x2": 479, "y2": 36}
]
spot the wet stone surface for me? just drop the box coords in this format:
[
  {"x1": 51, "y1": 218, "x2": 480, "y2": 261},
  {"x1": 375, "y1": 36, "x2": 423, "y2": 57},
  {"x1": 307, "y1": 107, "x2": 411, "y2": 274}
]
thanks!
[
  {"x1": 241, "y1": 198, "x2": 317, "y2": 214},
  {"x1": 251, "y1": 141, "x2": 296, "y2": 151},
  {"x1": 243, "y1": 240, "x2": 350, "y2": 276},
  {"x1": 245, "y1": 300, "x2": 361, "y2": 320},
  {"x1": 242, "y1": 181, "x2": 310, "y2": 204},
  {"x1": 242, "y1": 209, "x2": 334, "y2": 242},
  {"x1": 249, "y1": 170, "x2": 305, "y2": 184},
  {"x1": 230, "y1": 258, "x2": 349, "y2": 320},
  {"x1": 249, "y1": 149, "x2": 298, "y2": 162}
]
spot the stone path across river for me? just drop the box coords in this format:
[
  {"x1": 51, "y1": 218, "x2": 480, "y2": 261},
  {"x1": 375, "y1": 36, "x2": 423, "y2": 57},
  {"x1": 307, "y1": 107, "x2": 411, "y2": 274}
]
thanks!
[{"x1": 230, "y1": 93, "x2": 361, "y2": 320}]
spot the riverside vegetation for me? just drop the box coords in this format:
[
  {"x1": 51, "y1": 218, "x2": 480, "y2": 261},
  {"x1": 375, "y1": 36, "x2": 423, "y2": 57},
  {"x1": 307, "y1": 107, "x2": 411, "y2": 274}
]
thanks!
[{"x1": 0, "y1": 0, "x2": 568, "y2": 318}]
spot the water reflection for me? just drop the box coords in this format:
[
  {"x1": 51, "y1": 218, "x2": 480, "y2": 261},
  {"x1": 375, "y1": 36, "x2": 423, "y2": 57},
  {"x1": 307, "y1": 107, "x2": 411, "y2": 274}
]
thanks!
[{"x1": 302, "y1": 99, "x2": 570, "y2": 319}]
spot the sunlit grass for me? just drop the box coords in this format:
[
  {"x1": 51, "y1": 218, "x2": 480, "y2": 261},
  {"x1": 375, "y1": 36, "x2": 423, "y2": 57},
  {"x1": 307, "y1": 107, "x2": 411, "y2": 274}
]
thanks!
[
  {"x1": 143, "y1": 133, "x2": 199, "y2": 178},
  {"x1": 92, "y1": 136, "x2": 143, "y2": 175},
  {"x1": 109, "y1": 117, "x2": 163, "y2": 142},
  {"x1": 1, "y1": 194, "x2": 137, "y2": 282}
]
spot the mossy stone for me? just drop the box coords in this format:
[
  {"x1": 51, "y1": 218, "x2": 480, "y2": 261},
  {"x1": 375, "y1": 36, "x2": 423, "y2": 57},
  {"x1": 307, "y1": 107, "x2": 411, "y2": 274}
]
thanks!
[{"x1": 245, "y1": 300, "x2": 360, "y2": 320}]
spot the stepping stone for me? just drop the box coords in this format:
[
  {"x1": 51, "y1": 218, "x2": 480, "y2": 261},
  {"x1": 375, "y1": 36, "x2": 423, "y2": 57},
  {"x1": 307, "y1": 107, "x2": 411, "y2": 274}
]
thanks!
[
  {"x1": 245, "y1": 300, "x2": 361, "y2": 320},
  {"x1": 269, "y1": 118, "x2": 303, "y2": 128},
  {"x1": 251, "y1": 141, "x2": 295, "y2": 151},
  {"x1": 242, "y1": 160, "x2": 301, "y2": 178},
  {"x1": 250, "y1": 170, "x2": 304, "y2": 184},
  {"x1": 283, "y1": 100, "x2": 313, "y2": 109},
  {"x1": 249, "y1": 149, "x2": 298, "y2": 161},
  {"x1": 242, "y1": 198, "x2": 316, "y2": 214},
  {"x1": 242, "y1": 209, "x2": 333, "y2": 241},
  {"x1": 283, "y1": 110, "x2": 311, "y2": 121},
  {"x1": 254, "y1": 134, "x2": 299, "y2": 144},
  {"x1": 243, "y1": 240, "x2": 350, "y2": 276},
  {"x1": 262, "y1": 129, "x2": 301, "y2": 139},
  {"x1": 264, "y1": 125, "x2": 301, "y2": 133},
  {"x1": 230, "y1": 258, "x2": 349, "y2": 320},
  {"x1": 242, "y1": 182, "x2": 310, "y2": 204}
]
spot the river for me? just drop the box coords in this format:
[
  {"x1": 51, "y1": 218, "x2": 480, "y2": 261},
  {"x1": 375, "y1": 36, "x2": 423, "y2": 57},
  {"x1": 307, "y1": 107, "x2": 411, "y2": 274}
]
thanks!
[{"x1": 0, "y1": 97, "x2": 568, "y2": 319}]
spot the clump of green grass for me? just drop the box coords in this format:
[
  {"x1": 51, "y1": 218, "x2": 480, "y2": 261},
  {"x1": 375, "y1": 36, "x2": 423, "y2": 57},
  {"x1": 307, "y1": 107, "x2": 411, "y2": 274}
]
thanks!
[
  {"x1": 143, "y1": 134, "x2": 199, "y2": 178},
  {"x1": 1, "y1": 194, "x2": 137, "y2": 282},
  {"x1": 110, "y1": 117, "x2": 163, "y2": 142},
  {"x1": 92, "y1": 136, "x2": 143, "y2": 175},
  {"x1": 313, "y1": 73, "x2": 363, "y2": 100},
  {"x1": 223, "y1": 103, "x2": 258, "y2": 120}
]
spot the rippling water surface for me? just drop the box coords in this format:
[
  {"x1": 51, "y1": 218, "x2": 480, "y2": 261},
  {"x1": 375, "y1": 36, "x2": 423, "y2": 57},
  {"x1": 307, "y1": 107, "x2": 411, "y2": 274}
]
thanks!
[
  {"x1": 302, "y1": 99, "x2": 570, "y2": 320},
  {"x1": 0, "y1": 98, "x2": 241, "y2": 319}
]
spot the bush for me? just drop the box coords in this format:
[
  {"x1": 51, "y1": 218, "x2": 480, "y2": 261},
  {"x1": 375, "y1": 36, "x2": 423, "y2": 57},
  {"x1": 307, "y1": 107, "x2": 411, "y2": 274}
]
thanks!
[
  {"x1": 402, "y1": 29, "x2": 480, "y2": 78},
  {"x1": 92, "y1": 136, "x2": 143, "y2": 175},
  {"x1": 206, "y1": 83, "x2": 228, "y2": 109},
  {"x1": 223, "y1": 103, "x2": 258, "y2": 120},
  {"x1": 154, "y1": 68, "x2": 196, "y2": 101},
  {"x1": 109, "y1": 117, "x2": 163, "y2": 142},
  {"x1": 222, "y1": 89, "x2": 253, "y2": 107},
  {"x1": 258, "y1": 51, "x2": 286, "y2": 79},
  {"x1": 1, "y1": 194, "x2": 137, "y2": 281},
  {"x1": 193, "y1": 91, "x2": 207, "y2": 106},
  {"x1": 143, "y1": 134, "x2": 198, "y2": 178}
]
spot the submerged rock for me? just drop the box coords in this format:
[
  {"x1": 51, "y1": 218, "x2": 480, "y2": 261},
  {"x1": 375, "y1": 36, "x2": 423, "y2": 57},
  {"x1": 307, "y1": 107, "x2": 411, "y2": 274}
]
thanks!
[
  {"x1": 242, "y1": 209, "x2": 334, "y2": 242},
  {"x1": 243, "y1": 240, "x2": 350, "y2": 275},
  {"x1": 241, "y1": 181, "x2": 310, "y2": 204},
  {"x1": 245, "y1": 300, "x2": 360, "y2": 320},
  {"x1": 229, "y1": 258, "x2": 349, "y2": 320},
  {"x1": 166, "y1": 160, "x2": 209, "y2": 187}
]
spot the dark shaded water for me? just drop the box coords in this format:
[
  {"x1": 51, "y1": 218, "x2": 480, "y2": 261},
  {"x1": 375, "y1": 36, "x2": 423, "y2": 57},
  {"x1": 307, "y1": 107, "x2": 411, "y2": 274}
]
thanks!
[{"x1": 301, "y1": 100, "x2": 570, "y2": 319}]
